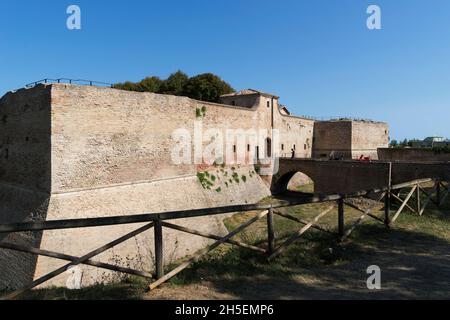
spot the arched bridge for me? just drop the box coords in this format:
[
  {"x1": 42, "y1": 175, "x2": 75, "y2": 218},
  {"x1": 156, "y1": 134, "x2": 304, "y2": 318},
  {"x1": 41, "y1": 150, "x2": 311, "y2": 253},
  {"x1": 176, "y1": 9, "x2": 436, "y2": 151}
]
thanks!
[{"x1": 270, "y1": 158, "x2": 450, "y2": 195}]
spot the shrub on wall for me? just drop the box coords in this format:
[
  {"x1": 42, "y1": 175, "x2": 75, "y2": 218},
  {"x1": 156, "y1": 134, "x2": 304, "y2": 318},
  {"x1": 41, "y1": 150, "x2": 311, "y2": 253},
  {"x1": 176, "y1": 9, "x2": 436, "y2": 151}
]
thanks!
[
  {"x1": 182, "y1": 73, "x2": 234, "y2": 103},
  {"x1": 114, "y1": 71, "x2": 234, "y2": 103}
]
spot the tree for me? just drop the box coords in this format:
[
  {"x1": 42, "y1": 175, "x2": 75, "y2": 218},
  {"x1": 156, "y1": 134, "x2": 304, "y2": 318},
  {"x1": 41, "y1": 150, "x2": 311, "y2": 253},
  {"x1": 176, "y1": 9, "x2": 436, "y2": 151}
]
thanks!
[
  {"x1": 400, "y1": 139, "x2": 409, "y2": 147},
  {"x1": 137, "y1": 76, "x2": 163, "y2": 93},
  {"x1": 114, "y1": 81, "x2": 138, "y2": 91},
  {"x1": 390, "y1": 140, "x2": 398, "y2": 148},
  {"x1": 183, "y1": 73, "x2": 234, "y2": 103},
  {"x1": 114, "y1": 71, "x2": 234, "y2": 103},
  {"x1": 160, "y1": 71, "x2": 189, "y2": 96}
]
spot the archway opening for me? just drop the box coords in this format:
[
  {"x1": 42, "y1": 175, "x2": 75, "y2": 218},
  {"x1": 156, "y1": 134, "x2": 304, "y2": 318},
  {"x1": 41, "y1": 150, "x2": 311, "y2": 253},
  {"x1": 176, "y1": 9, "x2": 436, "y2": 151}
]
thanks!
[{"x1": 287, "y1": 172, "x2": 315, "y2": 194}]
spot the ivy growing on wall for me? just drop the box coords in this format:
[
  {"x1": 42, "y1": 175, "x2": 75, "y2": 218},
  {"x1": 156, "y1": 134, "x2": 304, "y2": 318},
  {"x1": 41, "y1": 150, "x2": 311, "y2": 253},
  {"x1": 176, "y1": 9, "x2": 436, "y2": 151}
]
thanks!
[
  {"x1": 196, "y1": 165, "x2": 256, "y2": 193},
  {"x1": 196, "y1": 106, "x2": 207, "y2": 118}
]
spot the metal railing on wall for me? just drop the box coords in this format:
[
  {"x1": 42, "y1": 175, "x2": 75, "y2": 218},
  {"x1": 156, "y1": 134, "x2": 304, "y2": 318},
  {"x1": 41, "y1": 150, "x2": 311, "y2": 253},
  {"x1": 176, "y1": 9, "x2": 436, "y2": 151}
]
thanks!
[
  {"x1": 25, "y1": 78, "x2": 114, "y2": 89},
  {"x1": 297, "y1": 115, "x2": 380, "y2": 122}
]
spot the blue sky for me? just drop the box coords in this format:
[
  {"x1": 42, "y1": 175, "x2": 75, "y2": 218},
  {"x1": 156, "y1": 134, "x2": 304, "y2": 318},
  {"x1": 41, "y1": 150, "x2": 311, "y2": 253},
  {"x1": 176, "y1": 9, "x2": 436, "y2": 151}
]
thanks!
[{"x1": 1, "y1": 0, "x2": 449, "y2": 140}]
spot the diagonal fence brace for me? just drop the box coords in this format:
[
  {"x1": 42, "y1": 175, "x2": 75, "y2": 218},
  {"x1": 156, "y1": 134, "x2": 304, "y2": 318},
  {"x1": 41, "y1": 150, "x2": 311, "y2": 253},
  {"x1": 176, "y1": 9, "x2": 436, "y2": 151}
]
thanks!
[{"x1": 1, "y1": 222, "x2": 155, "y2": 300}]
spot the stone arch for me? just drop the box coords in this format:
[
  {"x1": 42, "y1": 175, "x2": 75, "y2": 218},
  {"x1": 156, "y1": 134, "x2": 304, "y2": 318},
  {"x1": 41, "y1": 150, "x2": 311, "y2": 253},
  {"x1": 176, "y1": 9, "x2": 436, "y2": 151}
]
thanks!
[
  {"x1": 287, "y1": 172, "x2": 314, "y2": 192},
  {"x1": 272, "y1": 170, "x2": 316, "y2": 195}
]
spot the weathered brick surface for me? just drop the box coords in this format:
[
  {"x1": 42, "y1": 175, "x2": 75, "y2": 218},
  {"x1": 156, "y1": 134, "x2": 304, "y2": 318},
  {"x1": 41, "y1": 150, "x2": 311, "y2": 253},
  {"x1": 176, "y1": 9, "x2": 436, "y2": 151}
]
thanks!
[
  {"x1": 313, "y1": 120, "x2": 389, "y2": 160},
  {"x1": 272, "y1": 159, "x2": 391, "y2": 194},
  {"x1": 312, "y1": 121, "x2": 352, "y2": 159},
  {"x1": 379, "y1": 148, "x2": 450, "y2": 162},
  {"x1": 352, "y1": 121, "x2": 389, "y2": 159},
  {"x1": 0, "y1": 86, "x2": 51, "y2": 192},
  {"x1": 0, "y1": 84, "x2": 390, "y2": 289}
]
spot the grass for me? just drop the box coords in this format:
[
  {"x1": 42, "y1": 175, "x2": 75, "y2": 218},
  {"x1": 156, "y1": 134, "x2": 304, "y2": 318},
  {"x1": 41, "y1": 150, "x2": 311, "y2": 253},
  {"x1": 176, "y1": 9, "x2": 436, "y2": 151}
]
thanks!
[
  {"x1": 18, "y1": 276, "x2": 149, "y2": 300},
  {"x1": 15, "y1": 183, "x2": 450, "y2": 300}
]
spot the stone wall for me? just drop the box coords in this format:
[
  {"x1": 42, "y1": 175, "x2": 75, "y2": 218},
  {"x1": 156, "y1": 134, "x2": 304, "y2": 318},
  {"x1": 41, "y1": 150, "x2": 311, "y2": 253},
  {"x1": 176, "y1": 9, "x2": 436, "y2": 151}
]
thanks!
[
  {"x1": 50, "y1": 85, "x2": 313, "y2": 192},
  {"x1": 352, "y1": 121, "x2": 389, "y2": 160},
  {"x1": 0, "y1": 86, "x2": 51, "y2": 192},
  {"x1": 271, "y1": 159, "x2": 391, "y2": 195},
  {"x1": 0, "y1": 84, "x2": 276, "y2": 290},
  {"x1": 0, "y1": 86, "x2": 53, "y2": 291},
  {"x1": 312, "y1": 120, "x2": 388, "y2": 160},
  {"x1": 378, "y1": 148, "x2": 450, "y2": 162},
  {"x1": 275, "y1": 110, "x2": 314, "y2": 159},
  {"x1": 35, "y1": 168, "x2": 270, "y2": 288},
  {"x1": 312, "y1": 121, "x2": 352, "y2": 159},
  {"x1": 0, "y1": 83, "x2": 389, "y2": 290}
]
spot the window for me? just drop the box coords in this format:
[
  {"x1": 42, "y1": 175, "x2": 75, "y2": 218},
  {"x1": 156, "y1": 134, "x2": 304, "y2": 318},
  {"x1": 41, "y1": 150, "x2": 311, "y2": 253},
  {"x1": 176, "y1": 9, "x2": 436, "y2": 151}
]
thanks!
[
  {"x1": 233, "y1": 145, "x2": 237, "y2": 153},
  {"x1": 304, "y1": 144, "x2": 307, "y2": 150},
  {"x1": 267, "y1": 101, "x2": 270, "y2": 108},
  {"x1": 256, "y1": 146, "x2": 260, "y2": 160},
  {"x1": 293, "y1": 144, "x2": 296, "y2": 150},
  {"x1": 281, "y1": 144, "x2": 284, "y2": 151},
  {"x1": 266, "y1": 138, "x2": 272, "y2": 158},
  {"x1": 247, "y1": 144, "x2": 251, "y2": 152}
]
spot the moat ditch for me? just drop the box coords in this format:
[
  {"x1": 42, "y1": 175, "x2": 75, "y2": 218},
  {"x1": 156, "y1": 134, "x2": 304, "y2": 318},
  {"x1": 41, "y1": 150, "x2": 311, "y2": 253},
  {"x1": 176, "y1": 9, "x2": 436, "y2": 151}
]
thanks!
[{"x1": 16, "y1": 184, "x2": 450, "y2": 300}]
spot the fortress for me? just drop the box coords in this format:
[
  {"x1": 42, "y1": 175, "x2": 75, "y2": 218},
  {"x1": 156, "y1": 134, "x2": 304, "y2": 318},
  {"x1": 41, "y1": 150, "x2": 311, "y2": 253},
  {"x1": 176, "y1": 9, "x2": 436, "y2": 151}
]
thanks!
[{"x1": 0, "y1": 84, "x2": 388, "y2": 290}]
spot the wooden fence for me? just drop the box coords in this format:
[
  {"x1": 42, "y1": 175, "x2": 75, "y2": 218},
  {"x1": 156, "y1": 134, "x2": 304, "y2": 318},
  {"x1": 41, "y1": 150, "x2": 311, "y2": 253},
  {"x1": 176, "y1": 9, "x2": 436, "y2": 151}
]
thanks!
[{"x1": 0, "y1": 178, "x2": 448, "y2": 300}]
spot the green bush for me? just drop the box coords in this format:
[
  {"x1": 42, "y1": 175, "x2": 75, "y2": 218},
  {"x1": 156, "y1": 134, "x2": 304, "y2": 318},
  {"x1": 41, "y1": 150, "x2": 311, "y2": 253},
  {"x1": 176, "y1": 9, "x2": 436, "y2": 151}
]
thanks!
[{"x1": 115, "y1": 71, "x2": 234, "y2": 103}]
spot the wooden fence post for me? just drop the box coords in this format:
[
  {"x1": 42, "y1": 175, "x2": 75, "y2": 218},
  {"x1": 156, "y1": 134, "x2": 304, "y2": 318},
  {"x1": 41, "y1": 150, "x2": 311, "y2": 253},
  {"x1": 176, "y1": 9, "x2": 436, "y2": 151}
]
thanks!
[
  {"x1": 267, "y1": 208, "x2": 275, "y2": 255},
  {"x1": 384, "y1": 191, "x2": 391, "y2": 227},
  {"x1": 416, "y1": 183, "x2": 421, "y2": 214},
  {"x1": 338, "y1": 199, "x2": 345, "y2": 238},
  {"x1": 154, "y1": 217, "x2": 164, "y2": 280},
  {"x1": 385, "y1": 162, "x2": 392, "y2": 227},
  {"x1": 436, "y1": 180, "x2": 441, "y2": 206}
]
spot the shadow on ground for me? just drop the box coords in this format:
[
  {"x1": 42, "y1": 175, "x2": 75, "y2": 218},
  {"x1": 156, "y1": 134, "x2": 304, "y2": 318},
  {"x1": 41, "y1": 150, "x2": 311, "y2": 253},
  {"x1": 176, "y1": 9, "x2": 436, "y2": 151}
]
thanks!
[{"x1": 149, "y1": 219, "x2": 450, "y2": 300}]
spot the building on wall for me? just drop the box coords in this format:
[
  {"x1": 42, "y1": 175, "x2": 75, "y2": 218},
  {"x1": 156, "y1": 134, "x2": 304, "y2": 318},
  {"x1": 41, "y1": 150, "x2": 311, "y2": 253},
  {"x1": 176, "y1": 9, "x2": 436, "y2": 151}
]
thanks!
[
  {"x1": 0, "y1": 83, "x2": 388, "y2": 290},
  {"x1": 220, "y1": 90, "x2": 389, "y2": 161},
  {"x1": 220, "y1": 89, "x2": 315, "y2": 159},
  {"x1": 312, "y1": 119, "x2": 389, "y2": 160}
]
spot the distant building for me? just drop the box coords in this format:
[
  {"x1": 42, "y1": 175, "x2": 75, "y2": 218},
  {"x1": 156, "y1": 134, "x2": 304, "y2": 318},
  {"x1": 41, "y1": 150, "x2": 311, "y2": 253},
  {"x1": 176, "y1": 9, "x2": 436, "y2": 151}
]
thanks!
[
  {"x1": 411, "y1": 136, "x2": 449, "y2": 148},
  {"x1": 436, "y1": 139, "x2": 450, "y2": 148}
]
